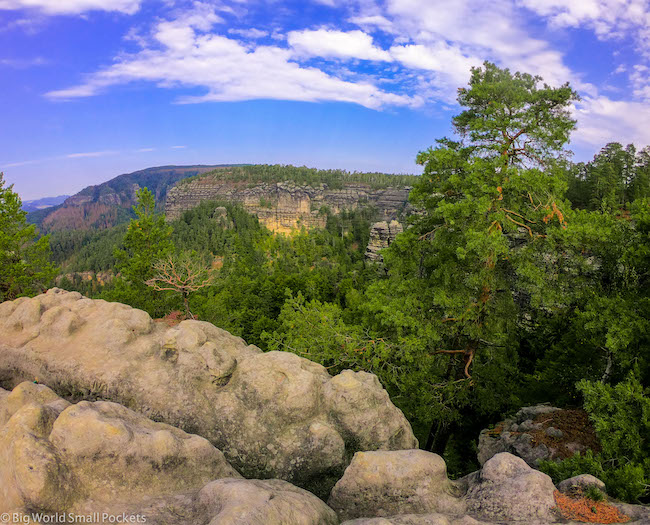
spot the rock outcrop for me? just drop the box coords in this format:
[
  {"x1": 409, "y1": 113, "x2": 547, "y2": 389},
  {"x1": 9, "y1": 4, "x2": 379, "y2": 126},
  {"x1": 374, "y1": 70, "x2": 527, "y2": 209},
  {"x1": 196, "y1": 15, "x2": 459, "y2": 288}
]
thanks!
[
  {"x1": 328, "y1": 450, "x2": 465, "y2": 521},
  {"x1": 477, "y1": 405, "x2": 600, "y2": 467},
  {"x1": 0, "y1": 382, "x2": 337, "y2": 525},
  {"x1": 464, "y1": 453, "x2": 557, "y2": 522},
  {"x1": 165, "y1": 176, "x2": 411, "y2": 233},
  {"x1": 0, "y1": 382, "x2": 239, "y2": 516},
  {"x1": 365, "y1": 220, "x2": 404, "y2": 262},
  {"x1": 0, "y1": 289, "x2": 417, "y2": 497}
]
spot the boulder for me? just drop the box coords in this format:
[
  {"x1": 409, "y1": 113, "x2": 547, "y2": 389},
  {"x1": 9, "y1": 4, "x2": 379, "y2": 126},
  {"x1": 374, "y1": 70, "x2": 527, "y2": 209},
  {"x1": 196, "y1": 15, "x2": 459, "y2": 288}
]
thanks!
[
  {"x1": 558, "y1": 474, "x2": 606, "y2": 494},
  {"x1": 0, "y1": 382, "x2": 239, "y2": 515},
  {"x1": 477, "y1": 405, "x2": 599, "y2": 467},
  {"x1": 0, "y1": 290, "x2": 417, "y2": 495},
  {"x1": 192, "y1": 478, "x2": 339, "y2": 525},
  {"x1": 328, "y1": 449, "x2": 465, "y2": 521},
  {"x1": 464, "y1": 453, "x2": 557, "y2": 522}
]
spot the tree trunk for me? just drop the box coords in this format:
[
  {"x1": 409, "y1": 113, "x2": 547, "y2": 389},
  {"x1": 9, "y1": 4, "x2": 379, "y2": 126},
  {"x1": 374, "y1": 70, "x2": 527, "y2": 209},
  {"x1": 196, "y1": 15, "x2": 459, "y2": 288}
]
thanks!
[{"x1": 425, "y1": 420, "x2": 451, "y2": 454}]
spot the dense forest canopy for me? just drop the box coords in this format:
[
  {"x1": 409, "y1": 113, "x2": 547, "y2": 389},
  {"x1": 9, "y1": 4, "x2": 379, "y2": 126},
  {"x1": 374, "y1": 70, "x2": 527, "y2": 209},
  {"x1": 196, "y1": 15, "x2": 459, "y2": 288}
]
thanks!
[
  {"x1": 176, "y1": 164, "x2": 420, "y2": 190},
  {"x1": 2, "y1": 62, "x2": 649, "y2": 503}
]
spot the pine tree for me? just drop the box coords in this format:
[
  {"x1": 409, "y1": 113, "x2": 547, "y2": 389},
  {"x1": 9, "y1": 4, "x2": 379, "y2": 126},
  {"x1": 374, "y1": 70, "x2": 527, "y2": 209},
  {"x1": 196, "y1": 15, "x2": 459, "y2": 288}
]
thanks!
[{"x1": 0, "y1": 172, "x2": 57, "y2": 300}]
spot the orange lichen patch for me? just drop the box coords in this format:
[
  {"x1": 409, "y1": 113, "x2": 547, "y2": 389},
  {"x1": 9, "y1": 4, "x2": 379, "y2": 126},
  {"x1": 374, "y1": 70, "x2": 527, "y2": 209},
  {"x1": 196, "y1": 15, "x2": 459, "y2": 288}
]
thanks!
[{"x1": 554, "y1": 491, "x2": 630, "y2": 523}]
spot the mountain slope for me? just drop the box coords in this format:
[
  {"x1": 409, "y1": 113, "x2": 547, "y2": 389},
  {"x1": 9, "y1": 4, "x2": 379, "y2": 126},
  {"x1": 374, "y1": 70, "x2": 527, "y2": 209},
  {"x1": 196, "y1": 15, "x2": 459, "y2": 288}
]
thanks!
[
  {"x1": 22, "y1": 195, "x2": 70, "y2": 212},
  {"x1": 28, "y1": 165, "x2": 239, "y2": 232}
]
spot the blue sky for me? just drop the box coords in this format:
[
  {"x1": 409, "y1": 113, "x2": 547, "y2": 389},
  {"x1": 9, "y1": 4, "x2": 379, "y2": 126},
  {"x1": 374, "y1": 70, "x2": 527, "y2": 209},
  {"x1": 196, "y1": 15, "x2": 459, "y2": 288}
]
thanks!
[{"x1": 1, "y1": 0, "x2": 649, "y2": 200}]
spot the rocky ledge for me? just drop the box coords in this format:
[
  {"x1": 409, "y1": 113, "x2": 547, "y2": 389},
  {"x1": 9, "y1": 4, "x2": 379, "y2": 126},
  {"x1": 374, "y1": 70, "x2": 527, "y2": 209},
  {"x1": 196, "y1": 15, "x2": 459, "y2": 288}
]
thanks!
[
  {"x1": 2, "y1": 384, "x2": 648, "y2": 524},
  {"x1": 165, "y1": 177, "x2": 411, "y2": 232},
  {"x1": 0, "y1": 289, "x2": 417, "y2": 497}
]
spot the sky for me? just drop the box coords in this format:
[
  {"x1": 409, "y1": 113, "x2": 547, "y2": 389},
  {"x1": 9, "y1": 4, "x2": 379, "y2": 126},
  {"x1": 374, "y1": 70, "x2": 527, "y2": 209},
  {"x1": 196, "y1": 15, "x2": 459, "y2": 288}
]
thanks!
[{"x1": 1, "y1": 0, "x2": 649, "y2": 200}]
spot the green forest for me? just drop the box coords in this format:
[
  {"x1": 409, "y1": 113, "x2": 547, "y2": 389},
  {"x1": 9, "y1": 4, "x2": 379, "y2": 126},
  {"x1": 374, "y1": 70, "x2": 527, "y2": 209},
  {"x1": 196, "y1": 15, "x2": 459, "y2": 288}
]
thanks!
[
  {"x1": 1, "y1": 62, "x2": 648, "y2": 503},
  {"x1": 176, "y1": 164, "x2": 421, "y2": 190}
]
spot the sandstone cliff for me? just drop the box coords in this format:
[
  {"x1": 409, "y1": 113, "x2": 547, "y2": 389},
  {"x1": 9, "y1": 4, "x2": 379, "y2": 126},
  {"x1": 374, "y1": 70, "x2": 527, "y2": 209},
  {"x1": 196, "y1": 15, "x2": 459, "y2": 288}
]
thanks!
[{"x1": 165, "y1": 175, "x2": 412, "y2": 233}]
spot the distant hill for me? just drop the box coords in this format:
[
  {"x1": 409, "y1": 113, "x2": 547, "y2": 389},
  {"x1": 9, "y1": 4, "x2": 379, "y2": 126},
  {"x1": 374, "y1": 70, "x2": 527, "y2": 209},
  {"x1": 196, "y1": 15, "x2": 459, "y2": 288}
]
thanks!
[
  {"x1": 27, "y1": 165, "x2": 243, "y2": 232},
  {"x1": 165, "y1": 164, "x2": 418, "y2": 233},
  {"x1": 22, "y1": 195, "x2": 70, "y2": 212}
]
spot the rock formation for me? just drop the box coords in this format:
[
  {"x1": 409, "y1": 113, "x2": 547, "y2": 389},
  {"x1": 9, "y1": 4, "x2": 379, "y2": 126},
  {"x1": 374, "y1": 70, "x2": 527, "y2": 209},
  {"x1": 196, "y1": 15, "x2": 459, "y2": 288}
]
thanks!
[
  {"x1": 2, "y1": 380, "x2": 647, "y2": 524},
  {"x1": 477, "y1": 404, "x2": 600, "y2": 467},
  {"x1": 0, "y1": 382, "x2": 337, "y2": 525},
  {"x1": 0, "y1": 289, "x2": 417, "y2": 497},
  {"x1": 328, "y1": 450, "x2": 466, "y2": 520},
  {"x1": 165, "y1": 176, "x2": 411, "y2": 233},
  {"x1": 365, "y1": 220, "x2": 404, "y2": 262}
]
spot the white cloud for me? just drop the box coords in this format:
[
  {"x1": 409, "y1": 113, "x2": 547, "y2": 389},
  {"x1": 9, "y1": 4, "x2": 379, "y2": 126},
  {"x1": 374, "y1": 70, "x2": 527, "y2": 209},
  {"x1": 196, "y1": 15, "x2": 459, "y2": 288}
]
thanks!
[
  {"x1": 630, "y1": 64, "x2": 650, "y2": 101},
  {"x1": 66, "y1": 151, "x2": 115, "y2": 158},
  {"x1": 574, "y1": 96, "x2": 650, "y2": 147},
  {"x1": 228, "y1": 27, "x2": 268, "y2": 39},
  {"x1": 47, "y1": 8, "x2": 418, "y2": 110},
  {"x1": 348, "y1": 14, "x2": 395, "y2": 33},
  {"x1": 519, "y1": 0, "x2": 650, "y2": 55},
  {"x1": 288, "y1": 29, "x2": 392, "y2": 61},
  {"x1": 0, "y1": 0, "x2": 141, "y2": 15}
]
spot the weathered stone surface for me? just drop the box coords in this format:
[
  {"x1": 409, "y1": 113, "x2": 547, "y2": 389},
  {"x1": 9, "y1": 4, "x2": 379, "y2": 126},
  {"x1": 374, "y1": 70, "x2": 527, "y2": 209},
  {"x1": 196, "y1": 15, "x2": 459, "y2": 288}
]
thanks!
[
  {"x1": 0, "y1": 382, "x2": 239, "y2": 516},
  {"x1": 365, "y1": 220, "x2": 404, "y2": 262},
  {"x1": 465, "y1": 453, "x2": 557, "y2": 522},
  {"x1": 558, "y1": 474, "x2": 606, "y2": 494},
  {"x1": 342, "y1": 515, "x2": 487, "y2": 525},
  {"x1": 193, "y1": 478, "x2": 339, "y2": 525},
  {"x1": 165, "y1": 176, "x2": 411, "y2": 233},
  {"x1": 477, "y1": 405, "x2": 596, "y2": 467},
  {"x1": 0, "y1": 289, "x2": 417, "y2": 496},
  {"x1": 328, "y1": 450, "x2": 465, "y2": 521},
  {"x1": 78, "y1": 478, "x2": 339, "y2": 525}
]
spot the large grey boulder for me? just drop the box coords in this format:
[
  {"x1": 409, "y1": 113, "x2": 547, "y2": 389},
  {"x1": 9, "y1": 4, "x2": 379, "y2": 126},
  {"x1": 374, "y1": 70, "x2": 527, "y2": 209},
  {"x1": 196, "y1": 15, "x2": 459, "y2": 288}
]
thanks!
[
  {"x1": 328, "y1": 449, "x2": 465, "y2": 521},
  {"x1": 0, "y1": 382, "x2": 239, "y2": 516},
  {"x1": 0, "y1": 383, "x2": 340, "y2": 525},
  {"x1": 0, "y1": 289, "x2": 417, "y2": 495},
  {"x1": 464, "y1": 453, "x2": 557, "y2": 522},
  {"x1": 105, "y1": 479, "x2": 340, "y2": 525}
]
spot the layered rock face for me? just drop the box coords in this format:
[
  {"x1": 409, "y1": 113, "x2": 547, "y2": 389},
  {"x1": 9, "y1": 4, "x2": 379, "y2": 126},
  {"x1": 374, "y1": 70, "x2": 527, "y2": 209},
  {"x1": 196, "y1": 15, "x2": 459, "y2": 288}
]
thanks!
[
  {"x1": 365, "y1": 220, "x2": 404, "y2": 262},
  {"x1": 165, "y1": 177, "x2": 411, "y2": 232},
  {"x1": 0, "y1": 289, "x2": 417, "y2": 496}
]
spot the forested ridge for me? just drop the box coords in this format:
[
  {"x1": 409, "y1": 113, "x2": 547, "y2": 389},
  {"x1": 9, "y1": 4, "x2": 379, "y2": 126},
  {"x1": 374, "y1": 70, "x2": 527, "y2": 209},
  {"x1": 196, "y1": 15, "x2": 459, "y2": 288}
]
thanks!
[
  {"x1": 176, "y1": 164, "x2": 420, "y2": 190},
  {"x1": 2, "y1": 62, "x2": 648, "y2": 503}
]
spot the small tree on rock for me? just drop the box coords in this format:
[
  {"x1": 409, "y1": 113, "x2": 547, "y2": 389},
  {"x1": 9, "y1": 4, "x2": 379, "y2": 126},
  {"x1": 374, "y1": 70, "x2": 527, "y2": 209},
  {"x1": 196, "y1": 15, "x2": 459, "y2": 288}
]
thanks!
[{"x1": 145, "y1": 252, "x2": 214, "y2": 319}]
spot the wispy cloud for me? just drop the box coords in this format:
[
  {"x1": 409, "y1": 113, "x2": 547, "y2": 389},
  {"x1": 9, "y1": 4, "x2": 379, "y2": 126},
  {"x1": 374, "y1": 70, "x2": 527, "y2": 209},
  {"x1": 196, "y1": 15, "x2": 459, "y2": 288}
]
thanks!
[
  {"x1": 2, "y1": 158, "x2": 47, "y2": 168},
  {"x1": 39, "y1": 0, "x2": 650, "y2": 148},
  {"x1": 66, "y1": 151, "x2": 116, "y2": 158},
  {"x1": 171, "y1": 145, "x2": 187, "y2": 149},
  {"x1": 0, "y1": 0, "x2": 142, "y2": 15},
  {"x1": 45, "y1": 4, "x2": 419, "y2": 110},
  {"x1": 0, "y1": 57, "x2": 48, "y2": 68},
  {"x1": 136, "y1": 147, "x2": 156, "y2": 152}
]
